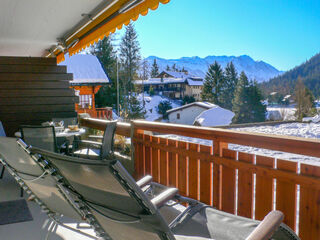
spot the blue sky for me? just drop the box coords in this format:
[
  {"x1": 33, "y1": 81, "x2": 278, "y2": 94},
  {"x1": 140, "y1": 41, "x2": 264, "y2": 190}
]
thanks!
[{"x1": 120, "y1": 0, "x2": 320, "y2": 71}]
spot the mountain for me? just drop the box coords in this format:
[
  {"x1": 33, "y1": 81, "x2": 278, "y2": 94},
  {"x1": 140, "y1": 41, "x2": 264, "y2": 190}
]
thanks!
[
  {"x1": 260, "y1": 53, "x2": 320, "y2": 98},
  {"x1": 145, "y1": 55, "x2": 282, "y2": 82}
]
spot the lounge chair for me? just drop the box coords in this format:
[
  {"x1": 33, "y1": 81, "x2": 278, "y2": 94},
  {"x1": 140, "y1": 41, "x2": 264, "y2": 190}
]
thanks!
[
  {"x1": 0, "y1": 137, "x2": 94, "y2": 238},
  {"x1": 29, "y1": 144, "x2": 299, "y2": 240},
  {"x1": 72, "y1": 120, "x2": 117, "y2": 160},
  {"x1": 20, "y1": 125, "x2": 59, "y2": 153}
]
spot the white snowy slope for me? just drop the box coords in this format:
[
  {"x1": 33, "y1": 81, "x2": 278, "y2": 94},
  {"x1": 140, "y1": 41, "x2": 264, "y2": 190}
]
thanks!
[
  {"x1": 145, "y1": 55, "x2": 282, "y2": 82},
  {"x1": 137, "y1": 93, "x2": 181, "y2": 121},
  {"x1": 194, "y1": 105, "x2": 235, "y2": 126}
]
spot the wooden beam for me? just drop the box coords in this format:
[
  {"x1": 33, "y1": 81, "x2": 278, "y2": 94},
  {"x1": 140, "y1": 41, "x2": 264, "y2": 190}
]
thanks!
[
  {"x1": 0, "y1": 89, "x2": 75, "y2": 97},
  {"x1": 0, "y1": 65, "x2": 67, "y2": 73},
  {"x1": 0, "y1": 73, "x2": 73, "y2": 81},
  {"x1": 2, "y1": 97, "x2": 79, "y2": 105},
  {"x1": 0, "y1": 56, "x2": 57, "y2": 65}
]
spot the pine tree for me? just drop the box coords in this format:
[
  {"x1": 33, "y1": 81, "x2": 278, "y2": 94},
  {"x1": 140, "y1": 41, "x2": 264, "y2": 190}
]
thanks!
[
  {"x1": 157, "y1": 100, "x2": 172, "y2": 119},
  {"x1": 127, "y1": 95, "x2": 145, "y2": 119},
  {"x1": 201, "y1": 61, "x2": 224, "y2": 105},
  {"x1": 247, "y1": 81, "x2": 266, "y2": 122},
  {"x1": 166, "y1": 65, "x2": 170, "y2": 71},
  {"x1": 151, "y1": 59, "x2": 159, "y2": 77},
  {"x1": 119, "y1": 22, "x2": 141, "y2": 115},
  {"x1": 222, "y1": 62, "x2": 238, "y2": 110},
  {"x1": 295, "y1": 78, "x2": 316, "y2": 120},
  {"x1": 172, "y1": 63, "x2": 177, "y2": 72},
  {"x1": 232, "y1": 72, "x2": 250, "y2": 123},
  {"x1": 232, "y1": 72, "x2": 266, "y2": 123},
  {"x1": 119, "y1": 22, "x2": 141, "y2": 94},
  {"x1": 90, "y1": 36, "x2": 117, "y2": 108}
]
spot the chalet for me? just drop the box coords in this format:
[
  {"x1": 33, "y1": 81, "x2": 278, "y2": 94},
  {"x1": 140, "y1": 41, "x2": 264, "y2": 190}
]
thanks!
[
  {"x1": 135, "y1": 70, "x2": 203, "y2": 100},
  {"x1": 166, "y1": 102, "x2": 216, "y2": 125},
  {"x1": 59, "y1": 54, "x2": 112, "y2": 119}
]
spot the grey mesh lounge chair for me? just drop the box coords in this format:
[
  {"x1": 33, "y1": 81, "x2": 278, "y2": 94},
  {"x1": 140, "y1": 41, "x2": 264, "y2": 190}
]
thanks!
[
  {"x1": 29, "y1": 146, "x2": 300, "y2": 240},
  {"x1": 72, "y1": 120, "x2": 117, "y2": 160},
  {"x1": 0, "y1": 137, "x2": 96, "y2": 239},
  {"x1": 20, "y1": 125, "x2": 59, "y2": 153}
]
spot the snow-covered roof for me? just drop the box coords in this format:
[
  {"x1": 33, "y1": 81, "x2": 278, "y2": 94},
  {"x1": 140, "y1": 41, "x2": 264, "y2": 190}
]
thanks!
[
  {"x1": 135, "y1": 78, "x2": 186, "y2": 85},
  {"x1": 194, "y1": 106, "x2": 235, "y2": 127},
  {"x1": 186, "y1": 78, "x2": 203, "y2": 86},
  {"x1": 158, "y1": 70, "x2": 191, "y2": 79},
  {"x1": 59, "y1": 54, "x2": 110, "y2": 86},
  {"x1": 167, "y1": 102, "x2": 216, "y2": 114}
]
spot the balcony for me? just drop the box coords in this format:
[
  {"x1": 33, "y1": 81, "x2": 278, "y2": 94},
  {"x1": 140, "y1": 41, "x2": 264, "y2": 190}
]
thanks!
[{"x1": 78, "y1": 117, "x2": 320, "y2": 240}]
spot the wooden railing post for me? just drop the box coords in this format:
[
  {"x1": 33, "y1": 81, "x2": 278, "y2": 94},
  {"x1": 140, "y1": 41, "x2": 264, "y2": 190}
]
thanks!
[
  {"x1": 212, "y1": 139, "x2": 228, "y2": 210},
  {"x1": 131, "y1": 121, "x2": 144, "y2": 180}
]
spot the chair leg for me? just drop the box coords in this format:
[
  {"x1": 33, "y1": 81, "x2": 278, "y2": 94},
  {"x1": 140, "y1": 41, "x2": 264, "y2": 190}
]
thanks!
[
  {"x1": 20, "y1": 187, "x2": 24, "y2": 197},
  {"x1": 0, "y1": 165, "x2": 5, "y2": 179}
]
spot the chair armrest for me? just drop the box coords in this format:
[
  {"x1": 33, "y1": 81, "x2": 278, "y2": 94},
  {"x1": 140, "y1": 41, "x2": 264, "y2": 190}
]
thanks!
[
  {"x1": 136, "y1": 175, "x2": 153, "y2": 188},
  {"x1": 77, "y1": 140, "x2": 102, "y2": 149},
  {"x1": 246, "y1": 211, "x2": 284, "y2": 240},
  {"x1": 151, "y1": 188, "x2": 178, "y2": 208}
]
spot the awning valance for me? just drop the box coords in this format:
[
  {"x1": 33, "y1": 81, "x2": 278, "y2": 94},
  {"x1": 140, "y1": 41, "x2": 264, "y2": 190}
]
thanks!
[{"x1": 56, "y1": 0, "x2": 170, "y2": 63}]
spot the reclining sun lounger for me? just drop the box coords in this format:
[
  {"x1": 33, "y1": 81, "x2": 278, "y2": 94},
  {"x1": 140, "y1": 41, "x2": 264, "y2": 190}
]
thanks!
[
  {"x1": 27, "y1": 143, "x2": 299, "y2": 240},
  {"x1": 0, "y1": 137, "x2": 96, "y2": 238}
]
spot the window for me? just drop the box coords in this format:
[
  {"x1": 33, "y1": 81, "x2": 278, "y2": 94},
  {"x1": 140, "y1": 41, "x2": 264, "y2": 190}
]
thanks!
[
  {"x1": 79, "y1": 95, "x2": 92, "y2": 109},
  {"x1": 177, "y1": 113, "x2": 180, "y2": 119}
]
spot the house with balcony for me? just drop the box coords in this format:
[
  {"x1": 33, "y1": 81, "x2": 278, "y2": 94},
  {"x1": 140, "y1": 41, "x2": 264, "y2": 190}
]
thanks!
[
  {"x1": 0, "y1": 1, "x2": 318, "y2": 240},
  {"x1": 59, "y1": 54, "x2": 112, "y2": 119},
  {"x1": 135, "y1": 70, "x2": 204, "y2": 100}
]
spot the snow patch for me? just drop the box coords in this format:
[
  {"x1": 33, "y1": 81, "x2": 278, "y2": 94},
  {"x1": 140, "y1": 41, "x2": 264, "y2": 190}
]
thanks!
[{"x1": 194, "y1": 106, "x2": 234, "y2": 126}]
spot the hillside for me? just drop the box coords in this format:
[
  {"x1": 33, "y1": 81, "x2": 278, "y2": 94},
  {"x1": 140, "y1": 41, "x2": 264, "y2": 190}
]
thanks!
[
  {"x1": 146, "y1": 55, "x2": 281, "y2": 82},
  {"x1": 260, "y1": 53, "x2": 320, "y2": 98}
]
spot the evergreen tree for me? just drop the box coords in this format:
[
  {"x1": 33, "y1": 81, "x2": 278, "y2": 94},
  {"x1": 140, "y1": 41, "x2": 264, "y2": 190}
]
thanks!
[
  {"x1": 127, "y1": 95, "x2": 145, "y2": 119},
  {"x1": 222, "y1": 62, "x2": 238, "y2": 110},
  {"x1": 295, "y1": 78, "x2": 316, "y2": 120},
  {"x1": 90, "y1": 36, "x2": 117, "y2": 108},
  {"x1": 119, "y1": 22, "x2": 141, "y2": 115},
  {"x1": 247, "y1": 81, "x2": 266, "y2": 122},
  {"x1": 201, "y1": 61, "x2": 224, "y2": 105},
  {"x1": 232, "y1": 72, "x2": 266, "y2": 123},
  {"x1": 232, "y1": 72, "x2": 250, "y2": 123},
  {"x1": 140, "y1": 59, "x2": 149, "y2": 80},
  {"x1": 157, "y1": 100, "x2": 172, "y2": 119},
  {"x1": 119, "y1": 22, "x2": 141, "y2": 94},
  {"x1": 151, "y1": 59, "x2": 159, "y2": 77},
  {"x1": 172, "y1": 63, "x2": 177, "y2": 72},
  {"x1": 166, "y1": 65, "x2": 170, "y2": 71},
  {"x1": 149, "y1": 86, "x2": 155, "y2": 96}
]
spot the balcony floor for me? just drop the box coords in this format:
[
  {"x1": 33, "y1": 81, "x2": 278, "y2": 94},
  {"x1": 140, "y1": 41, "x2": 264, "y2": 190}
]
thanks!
[{"x1": 0, "y1": 169, "x2": 97, "y2": 240}]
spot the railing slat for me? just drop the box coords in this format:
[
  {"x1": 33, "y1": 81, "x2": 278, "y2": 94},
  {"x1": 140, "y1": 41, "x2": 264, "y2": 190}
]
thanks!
[
  {"x1": 151, "y1": 136, "x2": 160, "y2": 182},
  {"x1": 188, "y1": 143, "x2": 199, "y2": 200},
  {"x1": 199, "y1": 145, "x2": 212, "y2": 205},
  {"x1": 159, "y1": 138, "x2": 168, "y2": 185},
  {"x1": 276, "y1": 159, "x2": 297, "y2": 230},
  {"x1": 255, "y1": 156, "x2": 274, "y2": 220},
  {"x1": 134, "y1": 133, "x2": 144, "y2": 179},
  {"x1": 238, "y1": 152, "x2": 254, "y2": 218},
  {"x1": 144, "y1": 135, "x2": 152, "y2": 175},
  {"x1": 168, "y1": 139, "x2": 178, "y2": 187},
  {"x1": 221, "y1": 149, "x2": 236, "y2": 214},
  {"x1": 178, "y1": 141, "x2": 188, "y2": 197},
  {"x1": 299, "y1": 164, "x2": 320, "y2": 240}
]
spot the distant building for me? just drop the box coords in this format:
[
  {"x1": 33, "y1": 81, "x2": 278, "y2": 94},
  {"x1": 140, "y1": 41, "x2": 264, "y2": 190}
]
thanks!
[
  {"x1": 135, "y1": 70, "x2": 203, "y2": 100},
  {"x1": 59, "y1": 54, "x2": 112, "y2": 119},
  {"x1": 167, "y1": 102, "x2": 216, "y2": 125}
]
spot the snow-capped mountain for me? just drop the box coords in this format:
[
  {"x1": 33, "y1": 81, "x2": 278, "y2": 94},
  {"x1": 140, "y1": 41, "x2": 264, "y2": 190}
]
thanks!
[{"x1": 145, "y1": 55, "x2": 282, "y2": 82}]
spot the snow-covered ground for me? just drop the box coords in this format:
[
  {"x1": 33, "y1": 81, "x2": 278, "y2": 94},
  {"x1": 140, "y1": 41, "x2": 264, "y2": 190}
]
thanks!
[
  {"x1": 161, "y1": 122, "x2": 320, "y2": 166},
  {"x1": 137, "y1": 93, "x2": 181, "y2": 121},
  {"x1": 266, "y1": 106, "x2": 296, "y2": 121}
]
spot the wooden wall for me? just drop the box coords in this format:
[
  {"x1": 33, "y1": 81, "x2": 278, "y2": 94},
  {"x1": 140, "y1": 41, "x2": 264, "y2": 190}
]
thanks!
[{"x1": 0, "y1": 56, "x2": 78, "y2": 136}]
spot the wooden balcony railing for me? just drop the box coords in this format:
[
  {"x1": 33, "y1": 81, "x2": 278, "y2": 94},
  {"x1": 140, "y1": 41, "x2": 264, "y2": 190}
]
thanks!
[
  {"x1": 80, "y1": 118, "x2": 320, "y2": 240},
  {"x1": 76, "y1": 107, "x2": 112, "y2": 120}
]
